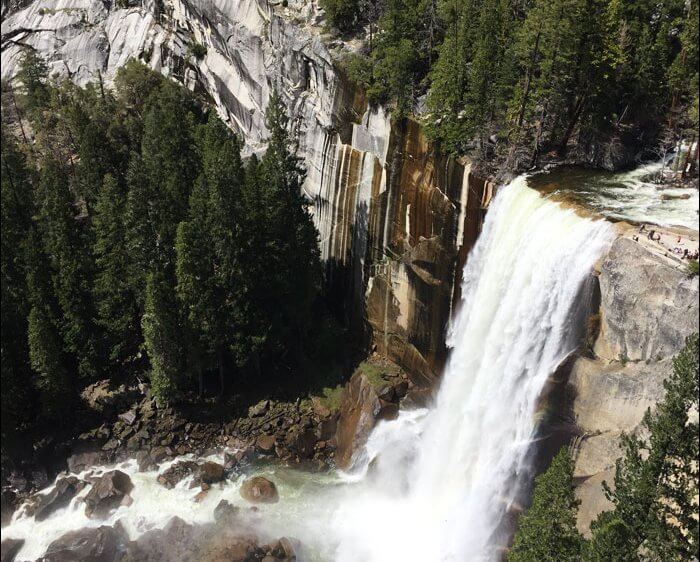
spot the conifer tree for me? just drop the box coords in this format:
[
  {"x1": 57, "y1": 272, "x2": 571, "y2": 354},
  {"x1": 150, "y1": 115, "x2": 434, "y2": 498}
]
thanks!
[
  {"x1": 16, "y1": 48, "x2": 50, "y2": 115},
  {"x1": 93, "y1": 174, "x2": 141, "y2": 368},
  {"x1": 586, "y1": 334, "x2": 699, "y2": 561},
  {"x1": 508, "y1": 448, "x2": 583, "y2": 562},
  {"x1": 255, "y1": 91, "x2": 322, "y2": 368},
  {"x1": 1, "y1": 128, "x2": 36, "y2": 457},
  {"x1": 25, "y1": 228, "x2": 75, "y2": 423},
  {"x1": 37, "y1": 158, "x2": 101, "y2": 379},
  {"x1": 142, "y1": 264, "x2": 188, "y2": 404},
  {"x1": 176, "y1": 115, "x2": 245, "y2": 395}
]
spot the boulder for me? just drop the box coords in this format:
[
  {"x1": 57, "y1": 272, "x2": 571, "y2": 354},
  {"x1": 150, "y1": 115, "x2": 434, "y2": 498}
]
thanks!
[
  {"x1": 286, "y1": 428, "x2": 317, "y2": 459},
  {"x1": 157, "y1": 461, "x2": 199, "y2": 489},
  {"x1": 255, "y1": 434, "x2": 276, "y2": 454},
  {"x1": 42, "y1": 526, "x2": 123, "y2": 562},
  {"x1": 0, "y1": 538, "x2": 23, "y2": 562},
  {"x1": 335, "y1": 372, "x2": 381, "y2": 469},
  {"x1": 240, "y1": 477, "x2": 279, "y2": 504},
  {"x1": 213, "y1": 500, "x2": 240, "y2": 524},
  {"x1": 125, "y1": 517, "x2": 195, "y2": 562},
  {"x1": 249, "y1": 400, "x2": 270, "y2": 417},
  {"x1": 28, "y1": 476, "x2": 86, "y2": 521},
  {"x1": 1, "y1": 488, "x2": 18, "y2": 527},
  {"x1": 199, "y1": 462, "x2": 225, "y2": 485},
  {"x1": 83, "y1": 470, "x2": 134, "y2": 519}
]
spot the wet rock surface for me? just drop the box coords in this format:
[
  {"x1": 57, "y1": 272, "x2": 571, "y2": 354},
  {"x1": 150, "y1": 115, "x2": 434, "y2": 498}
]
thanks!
[
  {"x1": 41, "y1": 525, "x2": 126, "y2": 562},
  {"x1": 240, "y1": 476, "x2": 280, "y2": 504},
  {"x1": 83, "y1": 470, "x2": 133, "y2": 519},
  {"x1": 0, "y1": 538, "x2": 24, "y2": 562}
]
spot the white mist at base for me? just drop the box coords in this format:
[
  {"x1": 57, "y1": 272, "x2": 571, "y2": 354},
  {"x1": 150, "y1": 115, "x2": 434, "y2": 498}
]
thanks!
[
  {"x1": 327, "y1": 177, "x2": 614, "y2": 562},
  {"x1": 3, "y1": 178, "x2": 614, "y2": 562}
]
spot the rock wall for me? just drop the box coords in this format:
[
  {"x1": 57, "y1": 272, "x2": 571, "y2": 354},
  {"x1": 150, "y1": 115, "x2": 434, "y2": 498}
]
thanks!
[
  {"x1": 571, "y1": 235, "x2": 699, "y2": 534},
  {"x1": 1, "y1": 0, "x2": 491, "y2": 381}
]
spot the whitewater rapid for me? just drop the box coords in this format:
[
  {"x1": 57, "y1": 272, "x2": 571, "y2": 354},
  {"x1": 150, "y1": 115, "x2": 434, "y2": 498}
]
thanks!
[{"x1": 3, "y1": 178, "x2": 614, "y2": 562}]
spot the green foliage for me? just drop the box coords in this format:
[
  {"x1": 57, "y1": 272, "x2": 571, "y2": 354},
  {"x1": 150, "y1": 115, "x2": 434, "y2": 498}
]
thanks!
[
  {"x1": 508, "y1": 448, "x2": 583, "y2": 562},
  {"x1": 321, "y1": 0, "x2": 363, "y2": 33},
  {"x1": 142, "y1": 265, "x2": 188, "y2": 404},
  {"x1": 37, "y1": 158, "x2": 102, "y2": 379},
  {"x1": 93, "y1": 174, "x2": 141, "y2": 367},
  {"x1": 188, "y1": 42, "x2": 207, "y2": 60},
  {"x1": 687, "y1": 259, "x2": 699, "y2": 276},
  {"x1": 1, "y1": 128, "x2": 37, "y2": 458},
  {"x1": 16, "y1": 48, "x2": 50, "y2": 114},
  {"x1": 587, "y1": 334, "x2": 700, "y2": 561}
]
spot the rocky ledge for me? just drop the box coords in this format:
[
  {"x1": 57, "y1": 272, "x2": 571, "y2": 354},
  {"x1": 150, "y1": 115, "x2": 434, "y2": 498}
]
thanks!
[{"x1": 570, "y1": 228, "x2": 699, "y2": 534}]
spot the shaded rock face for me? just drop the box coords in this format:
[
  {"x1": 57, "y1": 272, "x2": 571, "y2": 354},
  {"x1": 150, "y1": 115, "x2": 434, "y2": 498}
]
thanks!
[
  {"x1": 0, "y1": 538, "x2": 24, "y2": 562},
  {"x1": 335, "y1": 372, "x2": 381, "y2": 469},
  {"x1": 571, "y1": 235, "x2": 699, "y2": 535},
  {"x1": 1, "y1": 0, "x2": 491, "y2": 383}
]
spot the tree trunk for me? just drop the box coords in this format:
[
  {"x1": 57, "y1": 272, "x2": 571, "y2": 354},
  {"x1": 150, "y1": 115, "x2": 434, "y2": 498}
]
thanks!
[
  {"x1": 218, "y1": 347, "x2": 225, "y2": 397},
  {"x1": 516, "y1": 29, "x2": 542, "y2": 129},
  {"x1": 557, "y1": 93, "x2": 586, "y2": 157}
]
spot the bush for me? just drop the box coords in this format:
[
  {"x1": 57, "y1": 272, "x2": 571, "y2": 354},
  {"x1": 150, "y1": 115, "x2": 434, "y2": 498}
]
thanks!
[
  {"x1": 688, "y1": 259, "x2": 699, "y2": 276},
  {"x1": 188, "y1": 42, "x2": 207, "y2": 60}
]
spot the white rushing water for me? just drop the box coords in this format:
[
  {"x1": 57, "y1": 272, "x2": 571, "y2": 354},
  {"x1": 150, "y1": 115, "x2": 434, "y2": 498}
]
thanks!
[{"x1": 3, "y1": 178, "x2": 614, "y2": 562}]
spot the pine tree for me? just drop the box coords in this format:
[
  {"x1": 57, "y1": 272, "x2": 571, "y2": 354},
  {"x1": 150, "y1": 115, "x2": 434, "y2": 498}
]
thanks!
[
  {"x1": 16, "y1": 48, "x2": 50, "y2": 115},
  {"x1": 508, "y1": 448, "x2": 583, "y2": 562},
  {"x1": 176, "y1": 115, "x2": 245, "y2": 395},
  {"x1": 142, "y1": 264, "x2": 188, "y2": 404},
  {"x1": 1, "y1": 128, "x2": 37, "y2": 458},
  {"x1": 586, "y1": 334, "x2": 699, "y2": 561},
  {"x1": 37, "y1": 158, "x2": 101, "y2": 379},
  {"x1": 255, "y1": 91, "x2": 322, "y2": 370},
  {"x1": 93, "y1": 174, "x2": 141, "y2": 368},
  {"x1": 25, "y1": 228, "x2": 75, "y2": 423}
]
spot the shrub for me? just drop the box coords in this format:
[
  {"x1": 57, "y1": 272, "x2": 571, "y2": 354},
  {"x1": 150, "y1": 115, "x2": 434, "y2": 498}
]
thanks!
[{"x1": 188, "y1": 42, "x2": 207, "y2": 60}]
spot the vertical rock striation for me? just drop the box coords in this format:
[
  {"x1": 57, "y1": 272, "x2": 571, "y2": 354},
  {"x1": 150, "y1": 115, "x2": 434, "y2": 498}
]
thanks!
[{"x1": 1, "y1": 0, "x2": 493, "y2": 380}]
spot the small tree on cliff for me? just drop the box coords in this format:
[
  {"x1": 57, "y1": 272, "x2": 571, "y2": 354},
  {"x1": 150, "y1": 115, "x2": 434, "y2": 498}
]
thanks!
[
  {"x1": 508, "y1": 447, "x2": 583, "y2": 562},
  {"x1": 586, "y1": 333, "x2": 699, "y2": 562}
]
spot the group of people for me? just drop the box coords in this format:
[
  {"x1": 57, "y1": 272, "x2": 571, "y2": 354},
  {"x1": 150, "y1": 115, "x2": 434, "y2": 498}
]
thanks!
[{"x1": 631, "y1": 223, "x2": 699, "y2": 261}]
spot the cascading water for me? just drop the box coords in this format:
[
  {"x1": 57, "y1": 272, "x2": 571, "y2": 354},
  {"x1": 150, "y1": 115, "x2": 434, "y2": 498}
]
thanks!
[
  {"x1": 327, "y1": 176, "x2": 614, "y2": 562},
  {"x1": 2, "y1": 178, "x2": 614, "y2": 562}
]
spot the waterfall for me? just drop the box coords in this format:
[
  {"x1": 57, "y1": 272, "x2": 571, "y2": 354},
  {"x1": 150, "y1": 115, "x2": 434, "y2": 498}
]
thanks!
[
  {"x1": 3, "y1": 178, "x2": 614, "y2": 562},
  {"x1": 329, "y1": 177, "x2": 614, "y2": 561}
]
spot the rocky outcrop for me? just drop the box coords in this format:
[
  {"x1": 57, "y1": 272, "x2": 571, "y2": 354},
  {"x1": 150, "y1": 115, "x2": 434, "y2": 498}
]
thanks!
[
  {"x1": 335, "y1": 371, "x2": 381, "y2": 469},
  {"x1": 83, "y1": 470, "x2": 133, "y2": 518},
  {"x1": 0, "y1": 538, "x2": 23, "y2": 562},
  {"x1": 24, "y1": 476, "x2": 86, "y2": 521},
  {"x1": 42, "y1": 525, "x2": 126, "y2": 562},
  {"x1": 571, "y1": 234, "x2": 699, "y2": 534},
  {"x1": 1, "y1": 0, "x2": 492, "y2": 383},
  {"x1": 240, "y1": 476, "x2": 279, "y2": 503},
  {"x1": 594, "y1": 236, "x2": 699, "y2": 362}
]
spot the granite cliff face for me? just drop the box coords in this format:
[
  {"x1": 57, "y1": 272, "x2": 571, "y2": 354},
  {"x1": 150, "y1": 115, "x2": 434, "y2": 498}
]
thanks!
[
  {"x1": 1, "y1": 0, "x2": 492, "y2": 380},
  {"x1": 571, "y1": 235, "x2": 699, "y2": 534}
]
